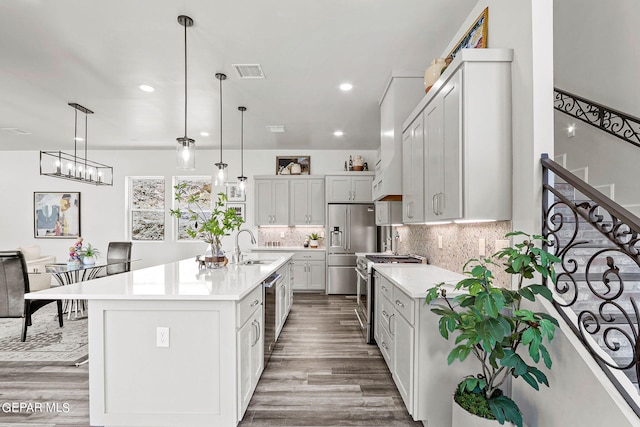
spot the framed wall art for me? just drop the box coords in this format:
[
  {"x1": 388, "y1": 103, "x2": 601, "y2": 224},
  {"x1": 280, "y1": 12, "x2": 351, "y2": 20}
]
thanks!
[
  {"x1": 226, "y1": 203, "x2": 246, "y2": 221},
  {"x1": 276, "y1": 156, "x2": 310, "y2": 175},
  {"x1": 34, "y1": 192, "x2": 81, "y2": 238},
  {"x1": 448, "y1": 7, "x2": 488, "y2": 60},
  {"x1": 225, "y1": 181, "x2": 246, "y2": 202}
]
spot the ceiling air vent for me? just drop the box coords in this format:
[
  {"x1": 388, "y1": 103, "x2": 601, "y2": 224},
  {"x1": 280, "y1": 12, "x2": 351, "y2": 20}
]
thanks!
[
  {"x1": 232, "y1": 64, "x2": 265, "y2": 79},
  {"x1": 266, "y1": 125, "x2": 285, "y2": 133},
  {"x1": 1, "y1": 127, "x2": 30, "y2": 134}
]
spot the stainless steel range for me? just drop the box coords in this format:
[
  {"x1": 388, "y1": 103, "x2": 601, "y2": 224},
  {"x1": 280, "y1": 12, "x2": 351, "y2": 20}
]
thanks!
[{"x1": 354, "y1": 253, "x2": 426, "y2": 344}]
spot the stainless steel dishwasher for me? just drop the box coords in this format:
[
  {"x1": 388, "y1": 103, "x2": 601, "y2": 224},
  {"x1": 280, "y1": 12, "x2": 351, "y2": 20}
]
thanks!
[{"x1": 262, "y1": 272, "x2": 282, "y2": 366}]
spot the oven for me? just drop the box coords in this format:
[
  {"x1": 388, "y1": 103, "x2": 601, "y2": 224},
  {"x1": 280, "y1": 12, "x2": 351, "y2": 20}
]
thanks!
[{"x1": 354, "y1": 254, "x2": 426, "y2": 344}]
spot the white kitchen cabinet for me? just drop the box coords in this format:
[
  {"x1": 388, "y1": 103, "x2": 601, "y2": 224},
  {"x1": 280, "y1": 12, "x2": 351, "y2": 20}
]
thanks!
[
  {"x1": 290, "y1": 178, "x2": 325, "y2": 225},
  {"x1": 252, "y1": 249, "x2": 326, "y2": 292},
  {"x1": 255, "y1": 179, "x2": 289, "y2": 225},
  {"x1": 375, "y1": 201, "x2": 403, "y2": 226},
  {"x1": 402, "y1": 49, "x2": 513, "y2": 222},
  {"x1": 373, "y1": 74, "x2": 425, "y2": 201},
  {"x1": 237, "y1": 305, "x2": 263, "y2": 418},
  {"x1": 326, "y1": 173, "x2": 374, "y2": 203},
  {"x1": 401, "y1": 114, "x2": 425, "y2": 223}
]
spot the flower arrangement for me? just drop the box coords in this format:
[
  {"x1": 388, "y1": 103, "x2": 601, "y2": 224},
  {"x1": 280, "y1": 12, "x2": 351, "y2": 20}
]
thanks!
[{"x1": 68, "y1": 237, "x2": 84, "y2": 264}]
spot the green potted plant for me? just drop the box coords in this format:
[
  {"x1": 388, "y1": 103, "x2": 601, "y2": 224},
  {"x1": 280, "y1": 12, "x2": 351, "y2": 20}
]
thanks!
[
  {"x1": 425, "y1": 232, "x2": 561, "y2": 427},
  {"x1": 170, "y1": 185, "x2": 244, "y2": 268},
  {"x1": 79, "y1": 243, "x2": 101, "y2": 265},
  {"x1": 308, "y1": 232, "x2": 320, "y2": 248}
]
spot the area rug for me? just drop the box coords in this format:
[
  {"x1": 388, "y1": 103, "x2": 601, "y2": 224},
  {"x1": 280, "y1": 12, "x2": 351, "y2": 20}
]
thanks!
[{"x1": 0, "y1": 304, "x2": 88, "y2": 364}]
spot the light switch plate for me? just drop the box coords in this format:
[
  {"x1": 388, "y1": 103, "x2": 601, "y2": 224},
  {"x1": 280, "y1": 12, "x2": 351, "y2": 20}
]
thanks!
[
  {"x1": 479, "y1": 238, "x2": 486, "y2": 256},
  {"x1": 156, "y1": 327, "x2": 170, "y2": 348},
  {"x1": 438, "y1": 235, "x2": 443, "y2": 249}
]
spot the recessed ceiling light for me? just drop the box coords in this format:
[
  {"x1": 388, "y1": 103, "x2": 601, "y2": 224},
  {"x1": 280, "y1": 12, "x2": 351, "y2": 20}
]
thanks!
[
  {"x1": 200, "y1": 131, "x2": 209, "y2": 137},
  {"x1": 139, "y1": 85, "x2": 155, "y2": 92},
  {"x1": 339, "y1": 83, "x2": 353, "y2": 91},
  {"x1": 267, "y1": 125, "x2": 286, "y2": 133},
  {"x1": 334, "y1": 131, "x2": 344, "y2": 136}
]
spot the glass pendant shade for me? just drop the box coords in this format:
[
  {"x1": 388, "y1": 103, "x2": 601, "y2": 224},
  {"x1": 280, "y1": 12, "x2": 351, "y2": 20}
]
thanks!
[
  {"x1": 176, "y1": 137, "x2": 195, "y2": 170},
  {"x1": 214, "y1": 162, "x2": 228, "y2": 186}
]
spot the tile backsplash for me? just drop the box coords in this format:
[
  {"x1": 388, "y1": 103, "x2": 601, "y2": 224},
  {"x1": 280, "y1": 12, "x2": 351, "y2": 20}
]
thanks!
[
  {"x1": 258, "y1": 227, "x2": 326, "y2": 248},
  {"x1": 396, "y1": 221, "x2": 512, "y2": 287}
]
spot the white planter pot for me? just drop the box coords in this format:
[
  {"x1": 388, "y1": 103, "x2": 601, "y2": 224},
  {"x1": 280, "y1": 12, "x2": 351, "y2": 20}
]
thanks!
[
  {"x1": 452, "y1": 399, "x2": 520, "y2": 427},
  {"x1": 309, "y1": 239, "x2": 318, "y2": 248},
  {"x1": 82, "y1": 255, "x2": 96, "y2": 265}
]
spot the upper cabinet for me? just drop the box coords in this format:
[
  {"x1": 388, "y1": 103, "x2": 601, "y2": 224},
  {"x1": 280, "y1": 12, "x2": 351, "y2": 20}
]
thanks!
[
  {"x1": 402, "y1": 49, "x2": 514, "y2": 223},
  {"x1": 326, "y1": 173, "x2": 374, "y2": 203},
  {"x1": 255, "y1": 179, "x2": 290, "y2": 225},
  {"x1": 402, "y1": 114, "x2": 425, "y2": 223},
  {"x1": 290, "y1": 178, "x2": 325, "y2": 225},
  {"x1": 372, "y1": 74, "x2": 425, "y2": 202},
  {"x1": 255, "y1": 176, "x2": 325, "y2": 226}
]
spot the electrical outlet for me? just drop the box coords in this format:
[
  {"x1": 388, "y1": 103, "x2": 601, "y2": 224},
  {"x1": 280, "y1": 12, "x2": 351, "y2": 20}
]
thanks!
[
  {"x1": 479, "y1": 238, "x2": 486, "y2": 256},
  {"x1": 438, "y1": 235, "x2": 443, "y2": 249},
  {"x1": 495, "y1": 239, "x2": 510, "y2": 251},
  {"x1": 280, "y1": 231, "x2": 285, "y2": 238},
  {"x1": 156, "y1": 327, "x2": 170, "y2": 348}
]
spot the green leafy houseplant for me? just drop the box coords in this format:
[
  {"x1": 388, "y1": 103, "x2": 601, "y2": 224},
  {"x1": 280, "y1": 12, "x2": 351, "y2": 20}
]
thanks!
[
  {"x1": 79, "y1": 243, "x2": 101, "y2": 259},
  {"x1": 425, "y1": 232, "x2": 561, "y2": 427},
  {"x1": 170, "y1": 184, "x2": 244, "y2": 251},
  {"x1": 308, "y1": 232, "x2": 320, "y2": 240}
]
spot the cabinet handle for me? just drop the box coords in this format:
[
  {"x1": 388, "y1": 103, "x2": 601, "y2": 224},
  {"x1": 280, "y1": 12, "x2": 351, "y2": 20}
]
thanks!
[
  {"x1": 439, "y1": 192, "x2": 445, "y2": 215},
  {"x1": 381, "y1": 310, "x2": 389, "y2": 319},
  {"x1": 432, "y1": 194, "x2": 437, "y2": 215},
  {"x1": 256, "y1": 320, "x2": 261, "y2": 343},
  {"x1": 381, "y1": 341, "x2": 389, "y2": 350},
  {"x1": 389, "y1": 313, "x2": 395, "y2": 336},
  {"x1": 395, "y1": 300, "x2": 405, "y2": 308},
  {"x1": 252, "y1": 320, "x2": 258, "y2": 346},
  {"x1": 381, "y1": 285, "x2": 388, "y2": 292},
  {"x1": 250, "y1": 299, "x2": 260, "y2": 307}
]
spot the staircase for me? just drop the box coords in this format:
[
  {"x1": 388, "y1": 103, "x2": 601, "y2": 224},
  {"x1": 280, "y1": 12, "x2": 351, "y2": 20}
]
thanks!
[{"x1": 542, "y1": 154, "x2": 640, "y2": 412}]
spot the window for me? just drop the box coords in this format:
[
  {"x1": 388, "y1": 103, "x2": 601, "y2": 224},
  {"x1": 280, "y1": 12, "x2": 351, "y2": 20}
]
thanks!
[
  {"x1": 173, "y1": 176, "x2": 212, "y2": 241},
  {"x1": 128, "y1": 177, "x2": 165, "y2": 241}
]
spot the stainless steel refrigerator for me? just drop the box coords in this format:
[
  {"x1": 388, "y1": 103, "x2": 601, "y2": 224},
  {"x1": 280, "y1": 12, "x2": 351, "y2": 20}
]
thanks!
[{"x1": 327, "y1": 204, "x2": 377, "y2": 294}]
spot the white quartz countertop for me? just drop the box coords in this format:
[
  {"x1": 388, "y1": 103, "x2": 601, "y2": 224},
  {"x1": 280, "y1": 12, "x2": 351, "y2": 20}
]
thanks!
[
  {"x1": 253, "y1": 246, "x2": 325, "y2": 251},
  {"x1": 25, "y1": 253, "x2": 293, "y2": 302},
  {"x1": 373, "y1": 264, "x2": 466, "y2": 299}
]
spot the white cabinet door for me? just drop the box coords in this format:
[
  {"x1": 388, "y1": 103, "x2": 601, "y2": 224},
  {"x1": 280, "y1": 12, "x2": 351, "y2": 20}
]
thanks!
[
  {"x1": 375, "y1": 201, "x2": 389, "y2": 225},
  {"x1": 424, "y1": 98, "x2": 442, "y2": 221},
  {"x1": 289, "y1": 180, "x2": 309, "y2": 225},
  {"x1": 326, "y1": 176, "x2": 352, "y2": 202},
  {"x1": 237, "y1": 306, "x2": 263, "y2": 418},
  {"x1": 255, "y1": 180, "x2": 274, "y2": 225},
  {"x1": 352, "y1": 176, "x2": 373, "y2": 202},
  {"x1": 307, "y1": 179, "x2": 325, "y2": 224},
  {"x1": 393, "y1": 312, "x2": 414, "y2": 414},
  {"x1": 272, "y1": 180, "x2": 290, "y2": 225},
  {"x1": 250, "y1": 307, "x2": 264, "y2": 393},
  {"x1": 403, "y1": 115, "x2": 425, "y2": 223},
  {"x1": 292, "y1": 261, "x2": 308, "y2": 290},
  {"x1": 307, "y1": 261, "x2": 326, "y2": 291}
]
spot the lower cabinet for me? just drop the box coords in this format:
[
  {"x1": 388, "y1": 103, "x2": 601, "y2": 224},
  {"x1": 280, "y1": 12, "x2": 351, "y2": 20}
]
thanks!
[
  {"x1": 237, "y1": 305, "x2": 263, "y2": 418},
  {"x1": 374, "y1": 269, "x2": 475, "y2": 425},
  {"x1": 253, "y1": 250, "x2": 326, "y2": 292}
]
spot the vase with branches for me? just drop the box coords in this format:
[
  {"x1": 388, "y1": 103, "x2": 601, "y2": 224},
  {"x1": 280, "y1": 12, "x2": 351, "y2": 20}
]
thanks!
[
  {"x1": 170, "y1": 184, "x2": 244, "y2": 268},
  {"x1": 425, "y1": 231, "x2": 561, "y2": 426}
]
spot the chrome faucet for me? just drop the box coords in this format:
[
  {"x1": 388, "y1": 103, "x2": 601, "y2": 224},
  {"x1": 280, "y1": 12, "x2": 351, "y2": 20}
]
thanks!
[
  {"x1": 233, "y1": 229, "x2": 257, "y2": 264},
  {"x1": 392, "y1": 230, "x2": 400, "y2": 255}
]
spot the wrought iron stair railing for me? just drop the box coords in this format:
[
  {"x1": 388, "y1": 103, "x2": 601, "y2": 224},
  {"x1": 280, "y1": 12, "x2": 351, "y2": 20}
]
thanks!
[
  {"x1": 554, "y1": 87, "x2": 640, "y2": 148},
  {"x1": 541, "y1": 153, "x2": 640, "y2": 415}
]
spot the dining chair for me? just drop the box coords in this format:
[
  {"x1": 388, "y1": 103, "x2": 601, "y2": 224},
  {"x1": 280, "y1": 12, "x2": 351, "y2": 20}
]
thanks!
[
  {"x1": 0, "y1": 251, "x2": 63, "y2": 342},
  {"x1": 106, "y1": 242, "x2": 133, "y2": 276}
]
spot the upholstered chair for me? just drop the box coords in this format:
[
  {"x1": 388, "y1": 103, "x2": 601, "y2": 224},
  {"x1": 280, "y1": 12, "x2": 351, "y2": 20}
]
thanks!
[{"x1": 106, "y1": 242, "x2": 133, "y2": 276}]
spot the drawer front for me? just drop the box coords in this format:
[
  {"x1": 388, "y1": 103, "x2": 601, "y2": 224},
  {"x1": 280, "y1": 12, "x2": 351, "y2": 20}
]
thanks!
[
  {"x1": 293, "y1": 250, "x2": 326, "y2": 261},
  {"x1": 376, "y1": 273, "x2": 392, "y2": 303},
  {"x1": 392, "y1": 286, "x2": 415, "y2": 325},
  {"x1": 237, "y1": 285, "x2": 263, "y2": 327},
  {"x1": 378, "y1": 323, "x2": 394, "y2": 369},
  {"x1": 378, "y1": 296, "x2": 393, "y2": 335}
]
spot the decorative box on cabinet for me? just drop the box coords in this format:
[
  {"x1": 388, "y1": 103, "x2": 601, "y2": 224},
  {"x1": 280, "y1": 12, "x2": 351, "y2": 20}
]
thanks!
[
  {"x1": 402, "y1": 49, "x2": 514, "y2": 222},
  {"x1": 326, "y1": 172, "x2": 374, "y2": 203}
]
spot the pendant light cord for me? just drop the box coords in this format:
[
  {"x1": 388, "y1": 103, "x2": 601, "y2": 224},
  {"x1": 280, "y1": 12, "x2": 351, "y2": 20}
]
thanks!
[
  {"x1": 219, "y1": 76, "x2": 223, "y2": 163},
  {"x1": 240, "y1": 108, "x2": 244, "y2": 176},
  {"x1": 184, "y1": 20, "x2": 188, "y2": 139}
]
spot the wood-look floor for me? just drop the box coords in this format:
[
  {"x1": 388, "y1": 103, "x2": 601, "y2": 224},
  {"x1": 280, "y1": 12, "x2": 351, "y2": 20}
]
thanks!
[
  {"x1": 0, "y1": 295, "x2": 420, "y2": 426},
  {"x1": 239, "y1": 294, "x2": 422, "y2": 427}
]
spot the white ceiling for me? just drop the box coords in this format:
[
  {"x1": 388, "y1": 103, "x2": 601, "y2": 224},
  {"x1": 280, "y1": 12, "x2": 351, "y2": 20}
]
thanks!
[{"x1": 0, "y1": 0, "x2": 477, "y2": 152}]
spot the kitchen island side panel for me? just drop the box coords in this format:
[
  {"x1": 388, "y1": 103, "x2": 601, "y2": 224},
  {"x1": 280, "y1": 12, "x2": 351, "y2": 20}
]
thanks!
[{"x1": 89, "y1": 299, "x2": 237, "y2": 427}]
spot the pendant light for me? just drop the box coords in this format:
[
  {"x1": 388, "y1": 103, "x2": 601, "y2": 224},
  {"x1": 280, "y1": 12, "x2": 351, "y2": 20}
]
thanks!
[
  {"x1": 176, "y1": 15, "x2": 195, "y2": 170},
  {"x1": 39, "y1": 103, "x2": 113, "y2": 186},
  {"x1": 214, "y1": 73, "x2": 228, "y2": 186},
  {"x1": 237, "y1": 106, "x2": 247, "y2": 191}
]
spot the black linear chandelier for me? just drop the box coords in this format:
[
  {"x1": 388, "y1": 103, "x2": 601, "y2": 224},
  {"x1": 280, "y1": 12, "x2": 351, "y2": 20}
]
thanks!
[{"x1": 40, "y1": 103, "x2": 113, "y2": 186}]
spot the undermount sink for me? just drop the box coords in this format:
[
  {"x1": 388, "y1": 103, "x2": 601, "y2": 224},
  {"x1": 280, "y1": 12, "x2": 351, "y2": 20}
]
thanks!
[{"x1": 241, "y1": 259, "x2": 276, "y2": 265}]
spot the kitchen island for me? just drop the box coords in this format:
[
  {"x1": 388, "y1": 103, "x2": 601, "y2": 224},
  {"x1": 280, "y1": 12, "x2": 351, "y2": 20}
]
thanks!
[{"x1": 26, "y1": 252, "x2": 294, "y2": 427}]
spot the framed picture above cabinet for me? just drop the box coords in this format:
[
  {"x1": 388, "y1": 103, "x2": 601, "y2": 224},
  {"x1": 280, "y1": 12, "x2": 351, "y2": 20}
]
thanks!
[{"x1": 276, "y1": 156, "x2": 310, "y2": 175}]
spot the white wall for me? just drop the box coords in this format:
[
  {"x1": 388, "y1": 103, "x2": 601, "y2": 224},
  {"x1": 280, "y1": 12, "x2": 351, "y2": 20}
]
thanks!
[
  {"x1": 0, "y1": 148, "x2": 375, "y2": 268},
  {"x1": 553, "y1": 0, "x2": 640, "y2": 209}
]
